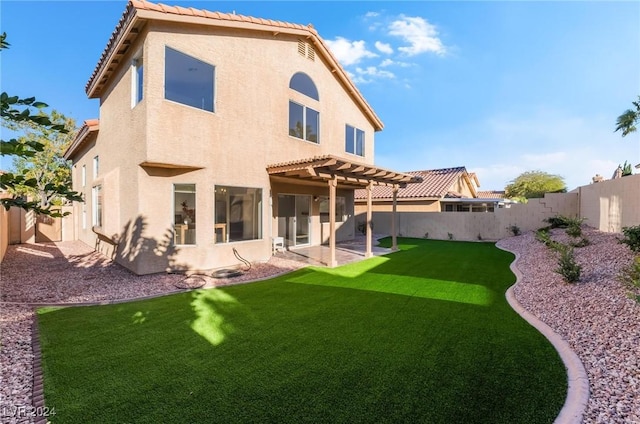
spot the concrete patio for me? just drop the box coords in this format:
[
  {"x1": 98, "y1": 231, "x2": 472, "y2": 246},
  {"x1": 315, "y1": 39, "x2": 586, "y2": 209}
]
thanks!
[{"x1": 274, "y1": 235, "x2": 393, "y2": 267}]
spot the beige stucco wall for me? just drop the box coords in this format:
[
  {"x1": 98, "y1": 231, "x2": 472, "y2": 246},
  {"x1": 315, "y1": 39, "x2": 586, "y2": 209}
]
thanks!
[
  {"x1": 68, "y1": 22, "x2": 374, "y2": 274},
  {"x1": 366, "y1": 192, "x2": 580, "y2": 241},
  {"x1": 366, "y1": 177, "x2": 640, "y2": 241},
  {"x1": 578, "y1": 174, "x2": 640, "y2": 233},
  {"x1": 0, "y1": 204, "x2": 8, "y2": 262},
  {"x1": 355, "y1": 199, "x2": 440, "y2": 214}
]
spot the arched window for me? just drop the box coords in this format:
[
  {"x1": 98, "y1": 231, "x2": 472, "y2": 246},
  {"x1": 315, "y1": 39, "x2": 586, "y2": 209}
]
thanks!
[
  {"x1": 289, "y1": 73, "x2": 320, "y2": 143},
  {"x1": 289, "y1": 72, "x2": 319, "y2": 100}
]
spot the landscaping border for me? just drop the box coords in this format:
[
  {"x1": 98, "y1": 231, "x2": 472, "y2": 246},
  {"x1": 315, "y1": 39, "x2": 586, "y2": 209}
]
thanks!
[{"x1": 497, "y1": 245, "x2": 589, "y2": 424}]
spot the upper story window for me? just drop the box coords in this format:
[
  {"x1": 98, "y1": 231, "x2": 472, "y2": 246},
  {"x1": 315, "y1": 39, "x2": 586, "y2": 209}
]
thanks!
[
  {"x1": 92, "y1": 185, "x2": 103, "y2": 228},
  {"x1": 131, "y1": 53, "x2": 143, "y2": 107},
  {"x1": 289, "y1": 73, "x2": 319, "y2": 144},
  {"x1": 81, "y1": 165, "x2": 86, "y2": 187},
  {"x1": 290, "y1": 72, "x2": 318, "y2": 100},
  {"x1": 345, "y1": 125, "x2": 365, "y2": 157},
  {"x1": 165, "y1": 46, "x2": 215, "y2": 112},
  {"x1": 93, "y1": 156, "x2": 99, "y2": 178}
]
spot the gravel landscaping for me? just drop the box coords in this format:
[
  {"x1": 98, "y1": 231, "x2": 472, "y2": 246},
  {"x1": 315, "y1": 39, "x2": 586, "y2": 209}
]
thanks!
[
  {"x1": 497, "y1": 227, "x2": 639, "y2": 424},
  {"x1": 1, "y1": 231, "x2": 639, "y2": 423}
]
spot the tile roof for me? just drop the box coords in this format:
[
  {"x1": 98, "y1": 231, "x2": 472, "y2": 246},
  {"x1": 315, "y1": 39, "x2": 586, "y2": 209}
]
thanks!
[
  {"x1": 355, "y1": 166, "x2": 468, "y2": 200},
  {"x1": 86, "y1": 0, "x2": 382, "y2": 130},
  {"x1": 476, "y1": 190, "x2": 506, "y2": 199},
  {"x1": 64, "y1": 119, "x2": 100, "y2": 160}
]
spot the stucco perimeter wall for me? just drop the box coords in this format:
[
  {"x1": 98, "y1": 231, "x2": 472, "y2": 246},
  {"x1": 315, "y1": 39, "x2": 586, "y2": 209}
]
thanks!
[
  {"x1": 579, "y1": 174, "x2": 640, "y2": 232},
  {"x1": 0, "y1": 205, "x2": 8, "y2": 262},
  {"x1": 365, "y1": 176, "x2": 640, "y2": 241},
  {"x1": 364, "y1": 192, "x2": 580, "y2": 241}
]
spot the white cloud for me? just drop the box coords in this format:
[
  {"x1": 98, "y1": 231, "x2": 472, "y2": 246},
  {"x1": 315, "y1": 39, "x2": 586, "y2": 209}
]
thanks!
[
  {"x1": 325, "y1": 37, "x2": 378, "y2": 66},
  {"x1": 375, "y1": 108, "x2": 639, "y2": 191},
  {"x1": 380, "y1": 58, "x2": 394, "y2": 67},
  {"x1": 388, "y1": 16, "x2": 446, "y2": 56},
  {"x1": 350, "y1": 66, "x2": 396, "y2": 84},
  {"x1": 365, "y1": 11, "x2": 380, "y2": 18},
  {"x1": 375, "y1": 41, "x2": 393, "y2": 54}
]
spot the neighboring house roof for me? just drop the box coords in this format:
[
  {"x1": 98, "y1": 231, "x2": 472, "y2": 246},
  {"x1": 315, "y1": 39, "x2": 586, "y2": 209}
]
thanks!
[
  {"x1": 355, "y1": 166, "x2": 468, "y2": 200},
  {"x1": 476, "y1": 190, "x2": 506, "y2": 199},
  {"x1": 64, "y1": 119, "x2": 99, "y2": 160},
  {"x1": 86, "y1": 0, "x2": 383, "y2": 130}
]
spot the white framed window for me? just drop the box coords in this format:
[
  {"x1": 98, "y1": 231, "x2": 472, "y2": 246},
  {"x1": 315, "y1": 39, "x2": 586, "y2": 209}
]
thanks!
[
  {"x1": 174, "y1": 184, "x2": 196, "y2": 245},
  {"x1": 93, "y1": 156, "x2": 99, "y2": 178},
  {"x1": 92, "y1": 185, "x2": 102, "y2": 227},
  {"x1": 319, "y1": 196, "x2": 346, "y2": 223},
  {"x1": 82, "y1": 202, "x2": 87, "y2": 230},
  {"x1": 81, "y1": 165, "x2": 86, "y2": 187},
  {"x1": 288, "y1": 72, "x2": 320, "y2": 144},
  {"x1": 289, "y1": 101, "x2": 319, "y2": 143},
  {"x1": 214, "y1": 186, "x2": 262, "y2": 243},
  {"x1": 345, "y1": 125, "x2": 365, "y2": 156},
  {"x1": 132, "y1": 53, "x2": 143, "y2": 107},
  {"x1": 165, "y1": 46, "x2": 215, "y2": 112}
]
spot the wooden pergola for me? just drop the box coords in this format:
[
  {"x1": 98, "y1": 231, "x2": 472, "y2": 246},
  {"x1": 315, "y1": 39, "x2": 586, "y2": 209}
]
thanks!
[{"x1": 267, "y1": 155, "x2": 422, "y2": 267}]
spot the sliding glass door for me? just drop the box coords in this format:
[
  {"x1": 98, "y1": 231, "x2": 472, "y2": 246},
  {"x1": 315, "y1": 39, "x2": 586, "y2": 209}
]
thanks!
[{"x1": 277, "y1": 194, "x2": 311, "y2": 247}]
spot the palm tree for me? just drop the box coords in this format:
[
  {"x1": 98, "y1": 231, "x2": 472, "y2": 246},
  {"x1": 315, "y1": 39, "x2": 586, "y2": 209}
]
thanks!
[{"x1": 615, "y1": 96, "x2": 640, "y2": 137}]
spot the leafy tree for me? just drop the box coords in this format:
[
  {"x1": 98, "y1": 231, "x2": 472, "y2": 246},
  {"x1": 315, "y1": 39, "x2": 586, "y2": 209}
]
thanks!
[
  {"x1": 9, "y1": 111, "x2": 77, "y2": 209},
  {"x1": 0, "y1": 32, "x2": 82, "y2": 217},
  {"x1": 505, "y1": 170, "x2": 566, "y2": 201},
  {"x1": 615, "y1": 96, "x2": 640, "y2": 137}
]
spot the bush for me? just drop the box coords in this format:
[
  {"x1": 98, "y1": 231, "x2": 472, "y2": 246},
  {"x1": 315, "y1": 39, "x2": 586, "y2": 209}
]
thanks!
[
  {"x1": 618, "y1": 256, "x2": 640, "y2": 303},
  {"x1": 535, "y1": 228, "x2": 563, "y2": 251},
  {"x1": 566, "y1": 223, "x2": 583, "y2": 238},
  {"x1": 620, "y1": 225, "x2": 640, "y2": 252},
  {"x1": 507, "y1": 225, "x2": 521, "y2": 236},
  {"x1": 545, "y1": 215, "x2": 585, "y2": 230},
  {"x1": 555, "y1": 247, "x2": 581, "y2": 283},
  {"x1": 570, "y1": 237, "x2": 590, "y2": 248}
]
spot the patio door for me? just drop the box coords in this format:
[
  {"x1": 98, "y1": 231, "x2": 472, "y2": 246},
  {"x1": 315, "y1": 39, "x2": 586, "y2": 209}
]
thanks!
[{"x1": 277, "y1": 194, "x2": 311, "y2": 247}]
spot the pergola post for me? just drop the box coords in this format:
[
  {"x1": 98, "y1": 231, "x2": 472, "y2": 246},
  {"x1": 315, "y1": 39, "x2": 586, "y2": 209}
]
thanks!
[
  {"x1": 391, "y1": 184, "x2": 399, "y2": 251},
  {"x1": 366, "y1": 181, "x2": 373, "y2": 258},
  {"x1": 329, "y1": 176, "x2": 338, "y2": 267}
]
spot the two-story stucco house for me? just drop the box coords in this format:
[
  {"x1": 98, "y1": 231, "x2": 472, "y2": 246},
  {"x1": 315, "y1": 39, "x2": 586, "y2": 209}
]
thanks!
[{"x1": 64, "y1": 0, "x2": 418, "y2": 275}]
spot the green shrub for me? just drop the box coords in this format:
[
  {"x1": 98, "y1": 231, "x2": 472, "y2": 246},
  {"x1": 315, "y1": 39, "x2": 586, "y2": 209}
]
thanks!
[
  {"x1": 507, "y1": 225, "x2": 521, "y2": 236},
  {"x1": 535, "y1": 228, "x2": 563, "y2": 251},
  {"x1": 570, "y1": 237, "x2": 590, "y2": 248},
  {"x1": 620, "y1": 225, "x2": 640, "y2": 252},
  {"x1": 618, "y1": 256, "x2": 640, "y2": 303},
  {"x1": 544, "y1": 216, "x2": 572, "y2": 229},
  {"x1": 555, "y1": 247, "x2": 581, "y2": 283},
  {"x1": 545, "y1": 215, "x2": 585, "y2": 230},
  {"x1": 566, "y1": 223, "x2": 582, "y2": 238}
]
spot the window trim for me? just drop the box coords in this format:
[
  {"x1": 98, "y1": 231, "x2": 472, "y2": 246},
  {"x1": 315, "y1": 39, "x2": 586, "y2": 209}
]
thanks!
[
  {"x1": 345, "y1": 124, "x2": 365, "y2": 157},
  {"x1": 288, "y1": 100, "x2": 320, "y2": 144},
  {"x1": 93, "y1": 156, "x2": 99, "y2": 179},
  {"x1": 214, "y1": 185, "x2": 263, "y2": 244},
  {"x1": 92, "y1": 185, "x2": 102, "y2": 228},
  {"x1": 164, "y1": 46, "x2": 216, "y2": 113},
  {"x1": 173, "y1": 184, "x2": 197, "y2": 246},
  {"x1": 131, "y1": 52, "x2": 143, "y2": 107},
  {"x1": 81, "y1": 165, "x2": 86, "y2": 187}
]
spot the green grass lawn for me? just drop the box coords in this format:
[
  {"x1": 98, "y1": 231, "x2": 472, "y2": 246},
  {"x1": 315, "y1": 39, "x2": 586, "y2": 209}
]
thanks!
[{"x1": 38, "y1": 238, "x2": 566, "y2": 423}]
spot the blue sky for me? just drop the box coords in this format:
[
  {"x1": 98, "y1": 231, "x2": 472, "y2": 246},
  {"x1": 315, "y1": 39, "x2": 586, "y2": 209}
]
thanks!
[{"x1": 1, "y1": 0, "x2": 639, "y2": 191}]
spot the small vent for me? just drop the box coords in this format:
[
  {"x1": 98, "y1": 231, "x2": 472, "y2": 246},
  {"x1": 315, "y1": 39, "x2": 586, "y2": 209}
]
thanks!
[{"x1": 297, "y1": 40, "x2": 315, "y2": 61}]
